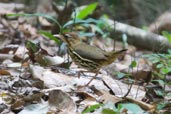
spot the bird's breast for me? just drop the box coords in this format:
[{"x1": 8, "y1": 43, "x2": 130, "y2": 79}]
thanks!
[{"x1": 68, "y1": 47, "x2": 101, "y2": 72}]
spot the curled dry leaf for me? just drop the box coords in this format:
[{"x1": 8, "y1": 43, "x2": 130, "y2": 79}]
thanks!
[
  {"x1": 132, "y1": 70, "x2": 152, "y2": 83},
  {"x1": 22, "y1": 93, "x2": 44, "y2": 103},
  {"x1": 14, "y1": 46, "x2": 28, "y2": 61},
  {"x1": 101, "y1": 74, "x2": 146, "y2": 100},
  {"x1": 6, "y1": 62, "x2": 22, "y2": 68},
  {"x1": 125, "y1": 97, "x2": 155, "y2": 112},
  {"x1": 35, "y1": 55, "x2": 64, "y2": 66},
  {"x1": 0, "y1": 69, "x2": 10, "y2": 75},
  {"x1": 0, "y1": 35, "x2": 12, "y2": 49},
  {"x1": 0, "y1": 54, "x2": 14, "y2": 61},
  {"x1": 100, "y1": 90, "x2": 122, "y2": 104},
  {"x1": 10, "y1": 99, "x2": 24, "y2": 111},
  {"x1": 0, "y1": 44, "x2": 18, "y2": 54},
  {"x1": 48, "y1": 90, "x2": 76, "y2": 113},
  {"x1": 29, "y1": 65, "x2": 108, "y2": 89},
  {"x1": 29, "y1": 65, "x2": 73, "y2": 87},
  {"x1": 0, "y1": 103, "x2": 8, "y2": 113}
]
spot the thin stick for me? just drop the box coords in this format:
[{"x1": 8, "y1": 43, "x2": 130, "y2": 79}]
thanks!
[{"x1": 85, "y1": 72, "x2": 99, "y2": 86}]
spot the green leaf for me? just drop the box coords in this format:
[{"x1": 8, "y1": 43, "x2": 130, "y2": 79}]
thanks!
[
  {"x1": 154, "y1": 89, "x2": 165, "y2": 97},
  {"x1": 76, "y1": 2, "x2": 98, "y2": 19},
  {"x1": 151, "y1": 58, "x2": 160, "y2": 64},
  {"x1": 156, "y1": 63, "x2": 164, "y2": 68},
  {"x1": 102, "y1": 108, "x2": 118, "y2": 114},
  {"x1": 63, "y1": 18, "x2": 101, "y2": 28},
  {"x1": 161, "y1": 68, "x2": 171, "y2": 74},
  {"x1": 168, "y1": 49, "x2": 171, "y2": 54},
  {"x1": 39, "y1": 31, "x2": 61, "y2": 45},
  {"x1": 129, "y1": 61, "x2": 137, "y2": 68},
  {"x1": 117, "y1": 72, "x2": 126, "y2": 79},
  {"x1": 156, "y1": 102, "x2": 167, "y2": 110},
  {"x1": 82, "y1": 104, "x2": 102, "y2": 114},
  {"x1": 162, "y1": 31, "x2": 171, "y2": 44},
  {"x1": 79, "y1": 32, "x2": 95, "y2": 37},
  {"x1": 90, "y1": 24, "x2": 104, "y2": 35},
  {"x1": 152, "y1": 80, "x2": 165, "y2": 87},
  {"x1": 117, "y1": 103, "x2": 147, "y2": 114},
  {"x1": 7, "y1": 13, "x2": 61, "y2": 29},
  {"x1": 26, "y1": 40, "x2": 39, "y2": 53}
]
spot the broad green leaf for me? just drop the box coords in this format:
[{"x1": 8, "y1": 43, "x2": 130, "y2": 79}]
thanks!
[
  {"x1": 151, "y1": 58, "x2": 160, "y2": 64},
  {"x1": 77, "y1": 2, "x2": 98, "y2": 19},
  {"x1": 90, "y1": 24, "x2": 104, "y2": 35},
  {"x1": 152, "y1": 80, "x2": 165, "y2": 86},
  {"x1": 26, "y1": 40, "x2": 39, "y2": 53},
  {"x1": 63, "y1": 18, "x2": 101, "y2": 28},
  {"x1": 117, "y1": 103, "x2": 148, "y2": 114},
  {"x1": 79, "y1": 32, "x2": 95, "y2": 37},
  {"x1": 129, "y1": 61, "x2": 137, "y2": 68},
  {"x1": 156, "y1": 63, "x2": 164, "y2": 68},
  {"x1": 168, "y1": 49, "x2": 171, "y2": 54},
  {"x1": 161, "y1": 68, "x2": 171, "y2": 74},
  {"x1": 102, "y1": 108, "x2": 118, "y2": 114},
  {"x1": 162, "y1": 31, "x2": 171, "y2": 44},
  {"x1": 117, "y1": 72, "x2": 126, "y2": 79},
  {"x1": 7, "y1": 13, "x2": 61, "y2": 29},
  {"x1": 39, "y1": 31, "x2": 61, "y2": 44},
  {"x1": 156, "y1": 102, "x2": 167, "y2": 110},
  {"x1": 154, "y1": 89, "x2": 165, "y2": 97},
  {"x1": 82, "y1": 104, "x2": 102, "y2": 114}
]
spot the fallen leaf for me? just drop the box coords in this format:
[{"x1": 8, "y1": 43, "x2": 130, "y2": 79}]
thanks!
[
  {"x1": 0, "y1": 69, "x2": 10, "y2": 75},
  {"x1": 48, "y1": 90, "x2": 76, "y2": 113}
]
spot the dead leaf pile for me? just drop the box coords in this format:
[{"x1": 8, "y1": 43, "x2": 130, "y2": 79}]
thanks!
[{"x1": 0, "y1": 1, "x2": 163, "y2": 114}]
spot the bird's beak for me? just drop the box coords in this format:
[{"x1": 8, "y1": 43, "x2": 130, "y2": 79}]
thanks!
[
  {"x1": 53, "y1": 34, "x2": 63, "y2": 39},
  {"x1": 53, "y1": 34, "x2": 66, "y2": 42}
]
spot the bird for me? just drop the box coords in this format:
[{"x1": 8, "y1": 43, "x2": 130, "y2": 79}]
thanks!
[{"x1": 54, "y1": 32, "x2": 127, "y2": 86}]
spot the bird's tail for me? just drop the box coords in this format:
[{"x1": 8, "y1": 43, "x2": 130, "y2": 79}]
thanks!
[{"x1": 104, "y1": 49, "x2": 127, "y2": 65}]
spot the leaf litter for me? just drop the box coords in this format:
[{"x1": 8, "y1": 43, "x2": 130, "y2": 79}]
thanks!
[{"x1": 0, "y1": 2, "x2": 158, "y2": 114}]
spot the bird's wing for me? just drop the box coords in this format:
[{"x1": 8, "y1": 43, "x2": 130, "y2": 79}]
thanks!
[{"x1": 72, "y1": 43, "x2": 108, "y2": 61}]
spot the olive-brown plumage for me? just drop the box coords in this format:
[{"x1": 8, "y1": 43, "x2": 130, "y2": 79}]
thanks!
[{"x1": 54, "y1": 32, "x2": 127, "y2": 85}]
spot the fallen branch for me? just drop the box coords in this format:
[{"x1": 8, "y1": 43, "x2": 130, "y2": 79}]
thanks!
[
  {"x1": 0, "y1": 3, "x2": 25, "y2": 14},
  {"x1": 111, "y1": 21, "x2": 171, "y2": 52}
]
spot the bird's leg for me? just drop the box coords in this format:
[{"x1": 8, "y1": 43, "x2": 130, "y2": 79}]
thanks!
[
  {"x1": 85, "y1": 72, "x2": 99, "y2": 86},
  {"x1": 78, "y1": 70, "x2": 90, "y2": 78}
]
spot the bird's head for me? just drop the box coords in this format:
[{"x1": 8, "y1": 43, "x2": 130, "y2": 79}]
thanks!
[{"x1": 54, "y1": 32, "x2": 81, "y2": 46}]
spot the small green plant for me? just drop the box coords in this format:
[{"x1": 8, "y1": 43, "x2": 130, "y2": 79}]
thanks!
[
  {"x1": 7, "y1": 2, "x2": 112, "y2": 38},
  {"x1": 82, "y1": 103, "x2": 103, "y2": 114},
  {"x1": 143, "y1": 50, "x2": 171, "y2": 100},
  {"x1": 143, "y1": 50, "x2": 171, "y2": 76},
  {"x1": 162, "y1": 31, "x2": 171, "y2": 44}
]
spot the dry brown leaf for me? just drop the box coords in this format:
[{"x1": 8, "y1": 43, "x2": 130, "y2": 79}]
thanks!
[
  {"x1": 48, "y1": 90, "x2": 76, "y2": 113},
  {"x1": 0, "y1": 54, "x2": 14, "y2": 61},
  {"x1": 35, "y1": 55, "x2": 64, "y2": 66},
  {"x1": 23, "y1": 93, "x2": 44, "y2": 103},
  {"x1": 100, "y1": 90, "x2": 122, "y2": 103},
  {"x1": 10, "y1": 99, "x2": 24, "y2": 111},
  {"x1": 101, "y1": 74, "x2": 146, "y2": 99},
  {"x1": 0, "y1": 69, "x2": 10, "y2": 75},
  {"x1": 125, "y1": 97, "x2": 155, "y2": 112},
  {"x1": 29, "y1": 65, "x2": 107, "y2": 89},
  {"x1": 14, "y1": 46, "x2": 28, "y2": 60},
  {"x1": 0, "y1": 35, "x2": 12, "y2": 49}
]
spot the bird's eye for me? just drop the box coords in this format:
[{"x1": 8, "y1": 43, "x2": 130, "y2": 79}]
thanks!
[{"x1": 64, "y1": 34, "x2": 71, "y2": 38}]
